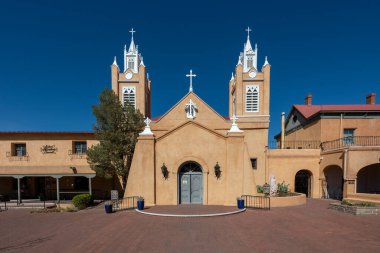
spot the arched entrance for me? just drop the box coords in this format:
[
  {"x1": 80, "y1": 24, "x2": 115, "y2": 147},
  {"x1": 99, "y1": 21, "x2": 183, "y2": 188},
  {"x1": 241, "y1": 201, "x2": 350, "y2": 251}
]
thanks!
[
  {"x1": 295, "y1": 170, "x2": 312, "y2": 197},
  {"x1": 357, "y1": 163, "x2": 380, "y2": 193},
  {"x1": 323, "y1": 165, "x2": 343, "y2": 200},
  {"x1": 179, "y1": 161, "x2": 203, "y2": 204}
]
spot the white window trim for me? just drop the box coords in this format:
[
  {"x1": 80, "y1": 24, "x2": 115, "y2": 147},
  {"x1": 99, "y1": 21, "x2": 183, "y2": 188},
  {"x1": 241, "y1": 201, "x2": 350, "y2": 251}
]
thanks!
[
  {"x1": 245, "y1": 85, "x2": 259, "y2": 112},
  {"x1": 122, "y1": 86, "x2": 136, "y2": 109}
]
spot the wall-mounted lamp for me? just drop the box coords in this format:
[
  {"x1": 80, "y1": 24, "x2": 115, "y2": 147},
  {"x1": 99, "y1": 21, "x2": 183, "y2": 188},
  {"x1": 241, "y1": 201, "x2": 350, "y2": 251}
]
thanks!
[
  {"x1": 70, "y1": 166, "x2": 77, "y2": 174},
  {"x1": 214, "y1": 162, "x2": 221, "y2": 179},
  {"x1": 161, "y1": 163, "x2": 169, "y2": 179}
]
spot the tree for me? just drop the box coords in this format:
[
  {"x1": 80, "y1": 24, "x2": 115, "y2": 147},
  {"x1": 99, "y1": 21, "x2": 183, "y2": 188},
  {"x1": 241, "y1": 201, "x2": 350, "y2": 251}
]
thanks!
[{"x1": 87, "y1": 88, "x2": 145, "y2": 198}]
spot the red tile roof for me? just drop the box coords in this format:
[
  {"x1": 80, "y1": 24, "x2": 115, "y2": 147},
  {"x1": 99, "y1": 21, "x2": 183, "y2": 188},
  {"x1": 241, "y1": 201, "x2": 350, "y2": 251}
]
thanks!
[{"x1": 294, "y1": 104, "x2": 380, "y2": 119}]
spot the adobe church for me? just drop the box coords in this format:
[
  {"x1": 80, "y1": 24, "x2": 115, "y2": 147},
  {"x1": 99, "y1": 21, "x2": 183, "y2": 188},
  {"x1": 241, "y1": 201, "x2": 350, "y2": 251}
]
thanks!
[
  {"x1": 1, "y1": 28, "x2": 379, "y2": 206},
  {"x1": 114, "y1": 29, "x2": 275, "y2": 206}
]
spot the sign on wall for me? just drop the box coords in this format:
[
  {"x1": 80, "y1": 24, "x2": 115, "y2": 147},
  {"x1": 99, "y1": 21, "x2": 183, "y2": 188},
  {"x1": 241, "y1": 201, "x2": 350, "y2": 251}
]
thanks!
[
  {"x1": 40, "y1": 145, "x2": 58, "y2": 154},
  {"x1": 111, "y1": 190, "x2": 119, "y2": 201}
]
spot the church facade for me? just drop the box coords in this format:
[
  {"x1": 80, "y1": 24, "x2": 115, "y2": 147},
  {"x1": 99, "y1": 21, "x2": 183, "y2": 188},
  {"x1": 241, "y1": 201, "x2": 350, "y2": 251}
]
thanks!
[
  {"x1": 113, "y1": 30, "x2": 316, "y2": 206},
  {"x1": 0, "y1": 29, "x2": 379, "y2": 206}
]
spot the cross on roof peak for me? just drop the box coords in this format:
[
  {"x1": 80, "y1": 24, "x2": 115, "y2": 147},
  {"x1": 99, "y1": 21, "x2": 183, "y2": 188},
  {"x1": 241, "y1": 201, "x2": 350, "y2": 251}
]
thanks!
[{"x1": 186, "y1": 69, "x2": 197, "y2": 92}]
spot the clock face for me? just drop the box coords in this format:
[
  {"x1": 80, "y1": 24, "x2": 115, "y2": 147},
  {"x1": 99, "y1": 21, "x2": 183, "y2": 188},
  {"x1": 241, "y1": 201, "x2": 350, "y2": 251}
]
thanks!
[
  {"x1": 125, "y1": 72, "x2": 133, "y2": 80},
  {"x1": 249, "y1": 70, "x2": 256, "y2": 78}
]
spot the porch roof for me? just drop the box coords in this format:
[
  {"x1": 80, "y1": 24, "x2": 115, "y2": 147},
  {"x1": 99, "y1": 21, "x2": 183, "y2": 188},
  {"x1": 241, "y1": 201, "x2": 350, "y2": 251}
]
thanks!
[{"x1": 0, "y1": 165, "x2": 96, "y2": 177}]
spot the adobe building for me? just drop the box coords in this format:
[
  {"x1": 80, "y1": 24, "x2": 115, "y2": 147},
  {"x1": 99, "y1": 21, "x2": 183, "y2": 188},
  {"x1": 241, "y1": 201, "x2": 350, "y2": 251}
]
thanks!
[
  {"x1": 277, "y1": 93, "x2": 380, "y2": 203},
  {"x1": 0, "y1": 29, "x2": 379, "y2": 206}
]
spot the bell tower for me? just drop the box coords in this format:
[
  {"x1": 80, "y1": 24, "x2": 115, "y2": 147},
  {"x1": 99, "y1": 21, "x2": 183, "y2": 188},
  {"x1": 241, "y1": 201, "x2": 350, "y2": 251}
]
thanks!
[
  {"x1": 229, "y1": 27, "x2": 270, "y2": 120},
  {"x1": 111, "y1": 28, "x2": 151, "y2": 117}
]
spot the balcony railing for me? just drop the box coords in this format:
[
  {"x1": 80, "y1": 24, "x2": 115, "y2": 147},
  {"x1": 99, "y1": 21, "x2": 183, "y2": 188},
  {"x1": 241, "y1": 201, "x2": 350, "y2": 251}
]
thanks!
[
  {"x1": 5, "y1": 152, "x2": 29, "y2": 161},
  {"x1": 321, "y1": 136, "x2": 380, "y2": 151},
  {"x1": 68, "y1": 150, "x2": 87, "y2": 160},
  {"x1": 268, "y1": 140, "x2": 321, "y2": 150}
]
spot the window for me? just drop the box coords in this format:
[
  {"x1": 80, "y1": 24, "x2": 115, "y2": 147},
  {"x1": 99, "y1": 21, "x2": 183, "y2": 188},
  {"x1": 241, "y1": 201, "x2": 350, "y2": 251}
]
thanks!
[
  {"x1": 246, "y1": 85, "x2": 259, "y2": 112},
  {"x1": 128, "y1": 58, "x2": 135, "y2": 70},
  {"x1": 74, "y1": 141, "x2": 87, "y2": 154},
  {"x1": 343, "y1": 129, "x2": 355, "y2": 145},
  {"x1": 250, "y1": 158, "x2": 257, "y2": 170},
  {"x1": 14, "y1": 143, "x2": 26, "y2": 156},
  {"x1": 247, "y1": 56, "x2": 253, "y2": 68},
  {"x1": 123, "y1": 86, "x2": 136, "y2": 108}
]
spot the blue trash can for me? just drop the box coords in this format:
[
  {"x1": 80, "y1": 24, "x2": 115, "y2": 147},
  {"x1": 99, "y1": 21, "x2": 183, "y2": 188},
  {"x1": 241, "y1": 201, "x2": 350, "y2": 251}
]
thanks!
[
  {"x1": 137, "y1": 200, "x2": 144, "y2": 210},
  {"x1": 237, "y1": 199, "x2": 245, "y2": 209},
  {"x1": 105, "y1": 204, "x2": 113, "y2": 214}
]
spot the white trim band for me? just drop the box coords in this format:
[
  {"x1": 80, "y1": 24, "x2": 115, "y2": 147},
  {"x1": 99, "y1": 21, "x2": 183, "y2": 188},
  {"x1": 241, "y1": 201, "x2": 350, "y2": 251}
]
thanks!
[{"x1": 134, "y1": 208, "x2": 246, "y2": 218}]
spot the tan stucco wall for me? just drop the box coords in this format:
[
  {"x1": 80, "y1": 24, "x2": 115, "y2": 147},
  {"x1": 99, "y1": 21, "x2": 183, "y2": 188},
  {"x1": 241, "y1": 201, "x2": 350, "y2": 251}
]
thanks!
[
  {"x1": 321, "y1": 118, "x2": 380, "y2": 142},
  {"x1": 270, "y1": 194, "x2": 306, "y2": 207},
  {"x1": 267, "y1": 149, "x2": 321, "y2": 198},
  {"x1": 0, "y1": 133, "x2": 97, "y2": 175},
  {"x1": 285, "y1": 120, "x2": 321, "y2": 142}
]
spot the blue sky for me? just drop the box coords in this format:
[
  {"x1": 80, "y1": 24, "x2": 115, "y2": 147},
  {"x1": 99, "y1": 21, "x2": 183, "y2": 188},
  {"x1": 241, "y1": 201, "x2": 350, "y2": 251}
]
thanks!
[{"x1": 0, "y1": 0, "x2": 379, "y2": 139}]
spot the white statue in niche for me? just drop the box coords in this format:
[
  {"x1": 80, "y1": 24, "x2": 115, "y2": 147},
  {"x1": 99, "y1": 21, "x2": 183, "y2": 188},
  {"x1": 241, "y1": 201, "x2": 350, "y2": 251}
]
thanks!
[
  {"x1": 270, "y1": 175, "x2": 277, "y2": 196},
  {"x1": 185, "y1": 99, "x2": 198, "y2": 119}
]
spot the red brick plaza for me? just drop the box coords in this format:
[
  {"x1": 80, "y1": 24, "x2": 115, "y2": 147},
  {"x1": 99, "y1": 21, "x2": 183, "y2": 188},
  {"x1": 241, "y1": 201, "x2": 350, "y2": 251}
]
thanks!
[{"x1": 1, "y1": 199, "x2": 380, "y2": 253}]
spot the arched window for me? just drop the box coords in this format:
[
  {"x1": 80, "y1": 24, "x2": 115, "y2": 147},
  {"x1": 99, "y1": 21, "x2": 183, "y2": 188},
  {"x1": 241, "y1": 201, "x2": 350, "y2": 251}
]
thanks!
[
  {"x1": 123, "y1": 86, "x2": 136, "y2": 108},
  {"x1": 246, "y1": 85, "x2": 259, "y2": 112},
  {"x1": 247, "y1": 56, "x2": 253, "y2": 68},
  {"x1": 128, "y1": 58, "x2": 135, "y2": 70}
]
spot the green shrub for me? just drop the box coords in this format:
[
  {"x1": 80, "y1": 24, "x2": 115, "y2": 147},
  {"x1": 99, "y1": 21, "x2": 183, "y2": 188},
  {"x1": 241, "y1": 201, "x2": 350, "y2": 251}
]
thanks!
[
  {"x1": 341, "y1": 199, "x2": 376, "y2": 207},
  {"x1": 277, "y1": 181, "x2": 289, "y2": 194},
  {"x1": 72, "y1": 194, "x2": 93, "y2": 209},
  {"x1": 256, "y1": 185, "x2": 264, "y2": 193}
]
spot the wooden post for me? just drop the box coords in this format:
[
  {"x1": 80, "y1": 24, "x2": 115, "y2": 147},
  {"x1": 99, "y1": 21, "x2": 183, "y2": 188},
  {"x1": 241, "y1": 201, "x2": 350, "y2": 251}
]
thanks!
[
  {"x1": 88, "y1": 177, "x2": 92, "y2": 195},
  {"x1": 56, "y1": 177, "x2": 60, "y2": 203},
  {"x1": 281, "y1": 112, "x2": 285, "y2": 149},
  {"x1": 17, "y1": 177, "x2": 21, "y2": 205}
]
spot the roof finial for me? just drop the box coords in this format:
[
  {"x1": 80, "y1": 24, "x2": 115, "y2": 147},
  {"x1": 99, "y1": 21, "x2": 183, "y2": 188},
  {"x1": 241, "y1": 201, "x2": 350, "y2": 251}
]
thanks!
[
  {"x1": 228, "y1": 114, "x2": 243, "y2": 133},
  {"x1": 186, "y1": 69, "x2": 197, "y2": 92},
  {"x1": 139, "y1": 117, "x2": 153, "y2": 135},
  {"x1": 140, "y1": 56, "x2": 145, "y2": 66},
  {"x1": 263, "y1": 56, "x2": 269, "y2": 66},
  {"x1": 112, "y1": 56, "x2": 118, "y2": 66}
]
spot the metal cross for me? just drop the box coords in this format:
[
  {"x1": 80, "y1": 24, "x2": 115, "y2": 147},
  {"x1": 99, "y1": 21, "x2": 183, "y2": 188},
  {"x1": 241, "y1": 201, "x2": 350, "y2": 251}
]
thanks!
[
  {"x1": 129, "y1": 28, "x2": 136, "y2": 38},
  {"x1": 186, "y1": 69, "x2": 197, "y2": 92},
  {"x1": 144, "y1": 117, "x2": 151, "y2": 127},
  {"x1": 245, "y1": 26, "x2": 252, "y2": 37}
]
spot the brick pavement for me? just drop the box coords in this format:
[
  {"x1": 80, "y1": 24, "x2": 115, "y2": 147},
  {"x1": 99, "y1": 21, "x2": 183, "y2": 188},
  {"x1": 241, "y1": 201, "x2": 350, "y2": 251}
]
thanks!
[{"x1": 0, "y1": 199, "x2": 379, "y2": 253}]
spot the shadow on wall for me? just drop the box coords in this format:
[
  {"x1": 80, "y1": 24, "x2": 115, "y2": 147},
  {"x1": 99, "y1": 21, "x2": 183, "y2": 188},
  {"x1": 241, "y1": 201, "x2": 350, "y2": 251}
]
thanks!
[
  {"x1": 357, "y1": 163, "x2": 380, "y2": 194},
  {"x1": 324, "y1": 165, "x2": 343, "y2": 200}
]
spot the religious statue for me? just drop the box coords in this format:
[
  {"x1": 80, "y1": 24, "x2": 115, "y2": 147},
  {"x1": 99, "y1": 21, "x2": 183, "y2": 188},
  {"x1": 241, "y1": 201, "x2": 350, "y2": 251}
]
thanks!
[{"x1": 270, "y1": 175, "x2": 277, "y2": 196}]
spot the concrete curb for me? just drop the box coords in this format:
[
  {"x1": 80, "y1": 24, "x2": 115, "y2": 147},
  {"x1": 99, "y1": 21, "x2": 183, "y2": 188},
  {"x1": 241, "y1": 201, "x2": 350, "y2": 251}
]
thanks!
[{"x1": 134, "y1": 208, "x2": 246, "y2": 217}]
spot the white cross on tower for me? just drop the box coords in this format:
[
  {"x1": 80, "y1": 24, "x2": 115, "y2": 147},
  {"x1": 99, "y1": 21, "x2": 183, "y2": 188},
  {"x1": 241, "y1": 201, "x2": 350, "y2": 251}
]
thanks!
[
  {"x1": 129, "y1": 28, "x2": 136, "y2": 39},
  {"x1": 186, "y1": 69, "x2": 197, "y2": 92},
  {"x1": 245, "y1": 26, "x2": 252, "y2": 38}
]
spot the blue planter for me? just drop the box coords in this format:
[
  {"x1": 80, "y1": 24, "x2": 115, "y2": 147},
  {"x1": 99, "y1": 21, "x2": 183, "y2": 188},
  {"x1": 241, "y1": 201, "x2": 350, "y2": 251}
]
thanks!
[
  {"x1": 137, "y1": 200, "x2": 144, "y2": 210},
  {"x1": 105, "y1": 204, "x2": 113, "y2": 214},
  {"x1": 237, "y1": 199, "x2": 245, "y2": 209}
]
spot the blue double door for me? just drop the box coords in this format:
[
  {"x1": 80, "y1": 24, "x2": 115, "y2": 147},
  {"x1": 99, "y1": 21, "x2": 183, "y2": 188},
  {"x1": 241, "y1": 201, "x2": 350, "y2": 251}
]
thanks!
[{"x1": 179, "y1": 172, "x2": 203, "y2": 204}]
